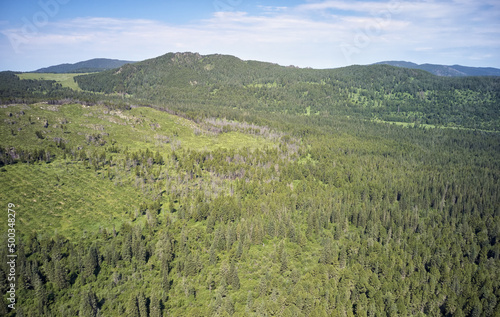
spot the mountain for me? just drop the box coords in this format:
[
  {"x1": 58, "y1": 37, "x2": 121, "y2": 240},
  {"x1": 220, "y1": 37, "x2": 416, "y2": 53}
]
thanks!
[
  {"x1": 33, "y1": 58, "x2": 136, "y2": 73},
  {"x1": 374, "y1": 61, "x2": 500, "y2": 77},
  {"x1": 74, "y1": 52, "x2": 439, "y2": 93},
  {"x1": 72, "y1": 52, "x2": 500, "y2": 131}
]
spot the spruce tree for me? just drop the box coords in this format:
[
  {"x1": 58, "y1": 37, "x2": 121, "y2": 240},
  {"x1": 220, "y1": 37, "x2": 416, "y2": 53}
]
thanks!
[
  {"x1": 79, "y1": 288, "x2": 98, "y2": 317},
  {"x1": 150, "y1": 291, "x2": 162, "y2": 317},
  {"x1": 127, "y1": 293, "x2": 140, "y2": 317},
  {"x1": 138, "y1": 291, "x2": 148, "y2": 317}
]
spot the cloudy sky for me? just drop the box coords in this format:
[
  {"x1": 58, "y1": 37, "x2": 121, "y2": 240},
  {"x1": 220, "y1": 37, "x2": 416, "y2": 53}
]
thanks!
[{"x1": 1, "y1": 0, "x2": 499, "y2": 71}]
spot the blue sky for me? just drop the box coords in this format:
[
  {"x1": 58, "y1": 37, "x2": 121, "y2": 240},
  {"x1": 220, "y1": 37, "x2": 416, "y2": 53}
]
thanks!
[{"x1": 1, "y1": 0, "x2": 499, "y2": 71}]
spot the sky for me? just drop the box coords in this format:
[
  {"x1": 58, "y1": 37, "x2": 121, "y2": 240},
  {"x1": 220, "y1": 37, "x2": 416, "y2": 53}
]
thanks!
[{"x1": 0, "y1": 0, "x2": 499, "y2": 71}]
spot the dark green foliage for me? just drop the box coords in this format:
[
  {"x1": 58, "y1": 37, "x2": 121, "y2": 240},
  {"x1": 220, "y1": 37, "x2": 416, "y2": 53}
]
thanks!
[
  {"x1": 137, "y1": 292, "x2": 147, "y2": 317},
  {"x1": 127, "y1": 293, "x2": 140, "y2": 317},
  {"x1": 1, "y1": 53, "x2": 499, "y2": 316},
  {"x1": 375, "y1": 61, "x2": 500, "y2": 77},
  {"x1": 73, "y1": 53, "x2": 500, "y2": 131},
  {"x1": 79, "y1": 288, "x2": 98, "y2": 317},
  {"x1": 227, "y1": 262, "x2": 240, "y2": 290}
]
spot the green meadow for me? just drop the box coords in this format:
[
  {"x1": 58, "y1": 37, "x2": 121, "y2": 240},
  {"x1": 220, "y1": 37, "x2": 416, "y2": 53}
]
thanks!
[
  {"x1": 0, "y1": 103, "x2": 275, "y2": 238},
  {"x1": 17, "y1": 73, "x2": 89, "y2": 90}
]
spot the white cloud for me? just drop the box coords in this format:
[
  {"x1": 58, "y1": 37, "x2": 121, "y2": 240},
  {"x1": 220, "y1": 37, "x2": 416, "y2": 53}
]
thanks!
[{"x1": 1, "y1": 0, "x2": 499, "y2": 71}]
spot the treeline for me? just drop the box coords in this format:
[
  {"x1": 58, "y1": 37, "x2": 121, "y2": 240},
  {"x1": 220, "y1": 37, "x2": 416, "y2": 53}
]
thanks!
[
  {"x1": 0, "y1": 146, "x2": 53, "y2": 166},
  {"x1": 0, "y1": 71, "x2": 134, "y2": 111}
]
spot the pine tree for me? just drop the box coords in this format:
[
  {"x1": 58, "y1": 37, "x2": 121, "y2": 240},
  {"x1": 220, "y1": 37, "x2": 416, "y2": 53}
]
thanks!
[
  {"x1": 150, "y1": 291, "x2": 162, "y2": 317},
  {"x1": 138, "y1": 292, "x2": 148, "y2": 317},
  {"x1": 339, "y1": 247, "x2": 347, "y2": 269},
  {"x1": 33, "y1": 273, "x2": 46, "y2": 315},
  {"x1": 320, "y1": 238, "x2": 333, "y2": 264},
  {"x1": 236, "y1": 240, "x2": 244, "y2": 259},
  {"x1": 79, "y1": 288, "x2": 98, "y2": 317},
  {"x1": 258, "y1": 275, "x2": 267, "y2": 297},
  {"x1": 84, "y1": 245, "x2": 99, "y2": 278},
  {"x1": 54, "y1": 261, "x2": 68, "y2": 290},
  {"x1": 161, "y1": 260, "x2": 170, "y2": 293},
  {"x1": 127, "y1": 293, "x2": 140, "y2": 317},
  {"x1": 228, "y1": 262, "x2": 240, "y2": 290},
  {"x1": 209, "y1": 243, "x2": 217, "y2": 265},
  {"x1": 246, "y1": 291, "x2": 253, "y2": 312},
  {"x1": 280, "y1": 251, "x2": 288, "y2": 274},
  {"x1": 226, "y1": 223, "x2": 236, "y2": 250},
  {"x1": 122, "y1": 232, "x2": 132, "y2": 262}
]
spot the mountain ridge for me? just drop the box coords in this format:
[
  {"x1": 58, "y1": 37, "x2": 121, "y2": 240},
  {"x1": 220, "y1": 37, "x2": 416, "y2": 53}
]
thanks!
[
  {"x1": 69, "y1": 52, "x2": 500, "y2": 132},
  {"x1": 374, "y1": 61, "x2": 500, "y2": 77},
  {"x1": 32, "y1": 54, "x2": 500, "y2": 77},
  {"x1": 33, "y1": 58, "x2": 136, "y2": 73}
]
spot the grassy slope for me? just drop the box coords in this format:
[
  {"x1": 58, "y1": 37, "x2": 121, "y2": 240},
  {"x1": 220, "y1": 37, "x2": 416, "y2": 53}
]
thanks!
[
  {"x1": 17, "y1": 73, "x2": 88, "y2": 90},
  {"x1": 0, "y1": 103, "x2": 274, "y2": 238}
]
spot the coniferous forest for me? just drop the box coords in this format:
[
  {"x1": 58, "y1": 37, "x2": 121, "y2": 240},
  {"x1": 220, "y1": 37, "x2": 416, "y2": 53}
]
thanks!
[{"x1": 0, "y1": 52, "x2": 499, "y2": 316}]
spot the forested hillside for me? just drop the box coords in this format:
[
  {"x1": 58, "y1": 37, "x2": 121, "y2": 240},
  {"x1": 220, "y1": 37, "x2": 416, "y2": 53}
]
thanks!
[
  {"x1": 0, "y1": 53, "x2": 499, "y2": 316},
  {"x1": 74, "y1": 53, "x2": 500, "y2": 131},
  {"x1": 374, "y1": 61, "x2": 500, "y2": 77}
]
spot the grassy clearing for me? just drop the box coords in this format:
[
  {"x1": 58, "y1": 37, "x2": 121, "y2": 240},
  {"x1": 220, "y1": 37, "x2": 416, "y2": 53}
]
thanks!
[
  {"x1": 1, "y1": 103, "x2": 274, "y2": 152},
  {"x1": 0, "y1": 103, "x2": 276, "y2": 238},
  {"x1": 0, "y1": 161, "x2": 142, "y2": 238},
  {"x1": 17, "y1": 72, "x2": 90, "y2": 90},
  {"x1": 371, "y1": 118, "x2": 437, "y2": 129}
]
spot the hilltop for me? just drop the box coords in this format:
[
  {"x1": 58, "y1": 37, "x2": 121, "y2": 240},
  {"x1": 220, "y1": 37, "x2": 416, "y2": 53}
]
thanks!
[
  {"x1": 73, "y1": 52, "x2": 500, "y2": 131},
  {"x1": 33, "y1": 58, "x2": 136, "y2": 73}
]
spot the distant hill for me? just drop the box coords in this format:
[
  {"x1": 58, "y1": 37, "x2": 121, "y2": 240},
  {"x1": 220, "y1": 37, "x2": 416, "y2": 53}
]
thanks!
[
  {"x1": 34, "y1": 58, "x2": 136, "y2": 73},
  {"x1": 74, "y1": 52, "x2": 445, "y2": 94},
  {"x1": 374, "y1": 61, "x2": 500, "y2": 77},
  {"x1": 70, "y1": 52, "x2": 500, "y2": 131}
]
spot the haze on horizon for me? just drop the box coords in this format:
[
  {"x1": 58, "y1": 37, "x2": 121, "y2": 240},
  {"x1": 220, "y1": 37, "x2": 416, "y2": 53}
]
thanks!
[{"x1": 0, "y1": 0, "x2": 499, "y2": 72}]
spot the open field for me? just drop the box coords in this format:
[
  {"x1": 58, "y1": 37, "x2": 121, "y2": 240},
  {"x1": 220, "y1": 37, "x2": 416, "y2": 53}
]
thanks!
[
  {"x1": 17, "y1": 72, "x2": 90, "y2": 90},
  {"x1": 0, "y1": 103, "x2": 276, "y2": 238}
]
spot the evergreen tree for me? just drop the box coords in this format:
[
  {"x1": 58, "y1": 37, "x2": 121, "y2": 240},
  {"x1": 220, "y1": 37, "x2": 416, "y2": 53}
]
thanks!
[
  {"x1": 79, "y1": 288, "x2": 98, "y2": 317},
  {"x1": 127, "y1": 293, "x2": 140, "y2": 317},
  {"x1": 54, "y1": 261, "x2": 68, "y2": 290},
  {"x1": 228, "y1": 262, "x2": 240, "y2": 290},
  {"x1": 150, "y1": 291, "x2": 162, "y2": 317},
  {"x1": 320, "y1": 238, "x2": 334, "y2": 264},
  {"x1": 84, "y1": 245, "x2": 99, "y2": 278},
  {"x1": 138, "y1": 291, "x2": 148, "y2": 317}
]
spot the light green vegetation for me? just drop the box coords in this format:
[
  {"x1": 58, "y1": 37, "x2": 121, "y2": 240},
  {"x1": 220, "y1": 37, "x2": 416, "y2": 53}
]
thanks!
[
  {"x1": 0, "y1": 103, "x2": 274, "y2": 153},
  {"x1": 0, "y1": 103, "x2": 275, "y2": 238},
  {"x1": 17, "y1": 72, "x2": 90, "y2": 90},
  {"x1": 371, "y1": 118, "x2": 500, "y2": 133},
  {"x1": 0, "y1": 161, "x2": 143, "y2": 238}
]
